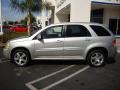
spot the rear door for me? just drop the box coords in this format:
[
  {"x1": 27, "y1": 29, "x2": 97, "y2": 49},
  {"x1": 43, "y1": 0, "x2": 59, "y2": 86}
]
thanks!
[{"x1": 64, "y1": 25, "x2": 92, "y2": 59}]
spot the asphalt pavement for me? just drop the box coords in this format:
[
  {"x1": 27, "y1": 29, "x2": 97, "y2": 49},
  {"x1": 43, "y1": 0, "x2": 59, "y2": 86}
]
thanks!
[{"x1": 0, "y1": 48, "x2": 120, "y2": 90}]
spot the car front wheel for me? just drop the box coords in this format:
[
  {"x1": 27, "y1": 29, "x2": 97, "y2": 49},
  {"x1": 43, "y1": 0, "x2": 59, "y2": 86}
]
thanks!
[{"x1": 12, "y1": 49, "x2": 30, "y2": 67}]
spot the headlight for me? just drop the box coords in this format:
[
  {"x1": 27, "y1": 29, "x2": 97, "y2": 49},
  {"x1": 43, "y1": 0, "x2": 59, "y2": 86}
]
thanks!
[{"x1": 5, "y1": 43, "x2": 10, "y2": 49}]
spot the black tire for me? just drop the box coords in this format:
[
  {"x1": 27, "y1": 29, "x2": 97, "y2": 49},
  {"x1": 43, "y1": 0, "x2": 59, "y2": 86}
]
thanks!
[
  {"x1": 11, "y1": 49, "x2": 30, "y2": 67},
  {"x1": 87, "y1": 50, "x2": 106, "y2": 67}
]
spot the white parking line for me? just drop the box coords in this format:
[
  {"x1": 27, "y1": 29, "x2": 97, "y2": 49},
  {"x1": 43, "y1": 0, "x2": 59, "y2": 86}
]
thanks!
[
  {"x1": 1, "y1": 60, "x2": 10, "y2": 63},
  {"x1": 41, "y1": 66, "x2": 90, "y2": 90},
  {"x1": 25, "y1": 65, "x2": 75, "y2": 90},
  {"x1": 0, "y1": 59, "x2": 10, "y2": 64}
]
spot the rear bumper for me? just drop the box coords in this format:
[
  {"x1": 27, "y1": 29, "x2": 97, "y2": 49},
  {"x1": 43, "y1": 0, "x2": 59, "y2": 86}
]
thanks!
[{"x1": 108, "y1": 47, "x2": 117, "y2": 59}]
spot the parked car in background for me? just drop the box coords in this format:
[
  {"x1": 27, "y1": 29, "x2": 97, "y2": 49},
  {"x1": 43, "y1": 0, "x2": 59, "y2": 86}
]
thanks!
[
  {"x1": 3, "y1": 22, "x2": 116, "y2": 67},
  {"x1": 2, "y1": 25, "x2": 12, "y2": 29},
  {"x1": 10, "y1": 24, "x2": 27, "y2": 32}
]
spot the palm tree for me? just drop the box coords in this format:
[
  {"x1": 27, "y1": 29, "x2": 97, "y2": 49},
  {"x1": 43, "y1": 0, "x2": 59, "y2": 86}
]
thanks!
[{"x1": 10, "y1": 0, "x2": 51, "y2": 36}]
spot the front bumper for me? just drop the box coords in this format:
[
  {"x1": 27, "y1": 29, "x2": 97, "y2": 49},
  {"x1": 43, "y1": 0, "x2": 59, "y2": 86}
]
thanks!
[{"x1": 3, "y1": 48, "x2": 11, "y2": 59}]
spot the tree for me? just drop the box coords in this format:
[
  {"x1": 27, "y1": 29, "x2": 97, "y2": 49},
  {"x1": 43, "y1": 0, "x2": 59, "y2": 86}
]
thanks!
[
  {"x1": 27, "y1": 12, "x2": 36, "y2": 24},
  {"x1": 10, "y1": 0, "x2": 51, "y2": 36},
  {"x1": 8, "y1": 21, "x2": 14, "y2": 25},
  {"x1": 20, "y1": 13, "x2": 36, "y2": 25},
  {"x1": 3, "y1": 21, "x2": 8, "y2": 25},
  {"x1": 20, "y1": 19, "x2": 27, "y2": 25}
]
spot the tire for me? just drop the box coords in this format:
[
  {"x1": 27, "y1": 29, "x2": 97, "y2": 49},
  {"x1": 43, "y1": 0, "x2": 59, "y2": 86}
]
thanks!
[
  {"x1": 87, "y1": 50, "x2": 106, "y2": 67},
  {"x1": 12, "y1": 49, "x2": 30, "y2": 67}
]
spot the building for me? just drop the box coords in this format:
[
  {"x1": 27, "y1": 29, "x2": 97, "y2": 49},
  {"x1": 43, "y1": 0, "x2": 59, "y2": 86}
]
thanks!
[
  {"x1": 36, "y1": 16, "x2": 50, "y2": 28},
  {"x1": 36, "y1": 0, "x2": 55, "y2": 28},
  {"x1": 54, "y1": 0, "x2": 120, "y2": 36}
]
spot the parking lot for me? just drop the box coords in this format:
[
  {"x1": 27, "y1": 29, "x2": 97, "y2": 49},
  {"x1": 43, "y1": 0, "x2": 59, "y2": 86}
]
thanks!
[{"x1": 0, "y1": 48, "x2": 120, "y2": 90}]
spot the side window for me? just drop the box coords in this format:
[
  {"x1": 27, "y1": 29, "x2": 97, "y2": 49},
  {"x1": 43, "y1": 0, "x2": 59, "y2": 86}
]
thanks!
[
  {"x1": 90, "y1": 25, "x2": 111, "y2": 36},
  {"x1": 66, "y1": 25, "x2": 91, "y2": 37},
  {"x1": 42, "y1": 26, "x2": 63, "y2": 39}
]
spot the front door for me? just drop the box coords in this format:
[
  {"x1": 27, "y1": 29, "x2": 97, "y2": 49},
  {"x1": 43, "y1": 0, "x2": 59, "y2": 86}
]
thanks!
[{"x1": 34, "y1": 25, "x2": 64, "y2": 59}]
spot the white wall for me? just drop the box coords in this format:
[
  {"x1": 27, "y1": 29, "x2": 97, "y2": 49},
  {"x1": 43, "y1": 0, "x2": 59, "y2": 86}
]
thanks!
[
  {"x1": 36, "y1": 17, "x2": 49, "y2": 28},
  {"x1": 55, "y1": 14, "x2": 69, "y2": 22},
  {"x1": 0, "y1": 0, "x2": 3, "y2": 35},
  {"x1": 54, "y1": 0, "x2": 70, "y2": 23},
  {"x1": 55, "y1": 0, "x2": 71, "y2": 13},
  {"x1": 54, "y1": 0, "x2": 120, "y2": 23},
  {"x1": 54, "y1": 0, "x2": 91, "y2": 23},
  {"x1": 70, "y1": 0, "x2": 91, "y2": 22}
]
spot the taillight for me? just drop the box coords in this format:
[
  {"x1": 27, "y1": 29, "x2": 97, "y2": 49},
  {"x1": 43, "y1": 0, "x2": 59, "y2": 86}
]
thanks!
[{"x1": 112, "y1": 40, "x2": 116, "y2": 47}]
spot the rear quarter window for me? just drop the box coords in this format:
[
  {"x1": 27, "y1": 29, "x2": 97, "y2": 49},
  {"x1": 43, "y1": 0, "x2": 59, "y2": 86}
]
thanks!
[{"x1": 90, "y1": 25, "x2": 111, "y2": 36}]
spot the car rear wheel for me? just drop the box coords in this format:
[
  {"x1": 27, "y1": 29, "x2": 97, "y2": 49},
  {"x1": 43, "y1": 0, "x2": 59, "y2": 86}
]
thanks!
[
  {"x1": 87, "y1": 50, "x2": 106, "y2": 67},
  {"x1": 12, "y1": 49, "x2": 30, "y2": 67}
]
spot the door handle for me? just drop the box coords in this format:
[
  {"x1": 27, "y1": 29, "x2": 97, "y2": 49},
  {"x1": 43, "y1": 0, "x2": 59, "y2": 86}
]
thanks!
[
  {"x1": 56, "y1": 40, "x2": 63, "y2": 43},
  {"x1": 85, "y1": 38, "x2": 91, "y2": 41}
]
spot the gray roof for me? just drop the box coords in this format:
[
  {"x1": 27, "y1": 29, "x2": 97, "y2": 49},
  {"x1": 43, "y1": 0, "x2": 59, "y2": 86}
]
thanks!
[{"x1": 51, "y1": 22, "x2": 102, "y2": 26}]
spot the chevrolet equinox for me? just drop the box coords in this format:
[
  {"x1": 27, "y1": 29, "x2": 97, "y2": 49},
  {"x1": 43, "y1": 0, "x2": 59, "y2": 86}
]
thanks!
[{"x1": 3, "y1": 23, "x2": 116, "y2": 67}]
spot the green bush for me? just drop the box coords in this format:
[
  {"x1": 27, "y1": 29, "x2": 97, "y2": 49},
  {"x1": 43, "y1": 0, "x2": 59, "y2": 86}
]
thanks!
[{"x1": 0, "y1": 32, "x2": 27, "y2": 43}]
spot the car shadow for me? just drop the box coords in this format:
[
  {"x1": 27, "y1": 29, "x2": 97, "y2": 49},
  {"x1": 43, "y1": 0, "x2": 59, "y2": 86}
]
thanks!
[
  {"x1": 29, "y1": 60, "x2": 87, "y2": 66},
  {"x1": 29, "y1": 58, "x2": 117, "y2": 67},
  {"x1": 106, "y1": 58, "x2": 116, "y2": 64}
]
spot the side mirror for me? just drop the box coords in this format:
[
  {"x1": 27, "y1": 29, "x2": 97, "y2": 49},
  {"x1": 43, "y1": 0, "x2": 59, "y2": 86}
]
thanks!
[{"x1": 37, "y1": 34, "x2": 43, "y2": 41}]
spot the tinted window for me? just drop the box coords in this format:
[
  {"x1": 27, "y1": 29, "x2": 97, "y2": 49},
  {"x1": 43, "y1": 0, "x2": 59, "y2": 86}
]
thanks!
[
  {"x1": 90, "y1": 25, "x2": 111, "y2": 36},
  {"x1": 66, "y1": 25, "x2": 91, "y2": 37},
  {"x1": 42, "y1": 26, "x2": 63, "y2": 39}
]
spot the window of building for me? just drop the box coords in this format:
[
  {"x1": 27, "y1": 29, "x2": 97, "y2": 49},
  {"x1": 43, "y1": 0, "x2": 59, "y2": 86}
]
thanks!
[
  {"x1": 45, "y1": 21, "x2": 48, "y2": 26},
  {"x1": 109, "y1": 19, "x2": 120, "y2": 36},
  {"x1": 118, "y1": 19, "x2": 120, "y2": 35},
  {"x1": 90, "y1": 25, "x2": 111, "y2": 36},
  {"x1": 66, "y1": 25, "x2": 91, "y2": 37},
  {"x1": 91, "y1": 9, "x2": 104, "y2": 24}
]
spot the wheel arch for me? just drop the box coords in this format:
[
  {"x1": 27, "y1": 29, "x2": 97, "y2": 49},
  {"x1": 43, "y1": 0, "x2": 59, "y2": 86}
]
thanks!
[
  {"x1": 86, "y1": 47, "x2": 108, "y2": 60},
  {"x1": 10, "y1": 47, "x2": 31, "y2": 59}
]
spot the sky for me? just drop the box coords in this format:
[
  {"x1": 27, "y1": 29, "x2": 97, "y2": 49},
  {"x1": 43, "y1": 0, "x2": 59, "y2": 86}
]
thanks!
[{"x1": 2, "y1": 0, "x2": 41, "y2": 22}]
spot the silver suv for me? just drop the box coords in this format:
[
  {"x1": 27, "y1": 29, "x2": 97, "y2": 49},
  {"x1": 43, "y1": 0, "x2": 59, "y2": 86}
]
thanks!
[{"x1": 3, "y1": 23, "x2": 116, "y2": 67}]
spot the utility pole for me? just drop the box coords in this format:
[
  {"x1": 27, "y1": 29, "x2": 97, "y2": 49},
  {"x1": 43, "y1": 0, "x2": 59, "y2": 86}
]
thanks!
[{"x1": 0, "y1": 0, "x2": 3, "y2": 35}]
